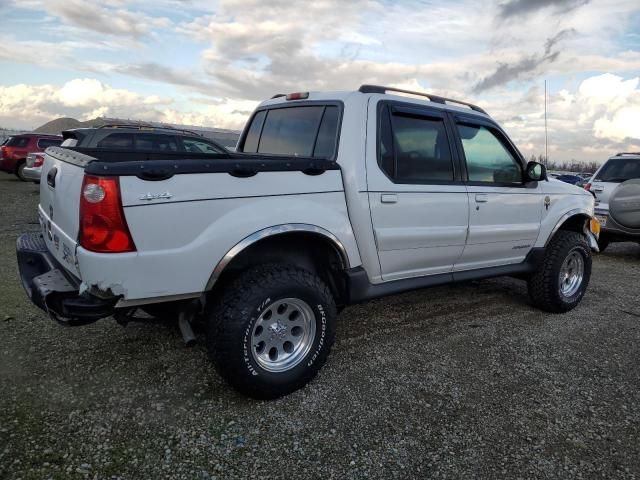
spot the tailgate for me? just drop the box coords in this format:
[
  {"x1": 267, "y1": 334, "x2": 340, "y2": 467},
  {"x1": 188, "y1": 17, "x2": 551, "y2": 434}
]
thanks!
[{"x1": 38, "y1": 147, "x2": 94, "y2": 277}]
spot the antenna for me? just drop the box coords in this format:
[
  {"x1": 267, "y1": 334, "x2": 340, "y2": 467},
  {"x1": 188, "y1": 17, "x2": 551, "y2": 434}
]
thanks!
[{"x1": 544, "y1": 80, "x2": 548, "y2": 166}]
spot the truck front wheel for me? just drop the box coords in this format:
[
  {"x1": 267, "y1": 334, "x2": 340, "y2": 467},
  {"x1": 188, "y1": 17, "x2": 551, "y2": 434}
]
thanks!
[
  {"x1": 527, "y1": 231, "x2": 592, "y2": 313},
  {"x1": 206, "y1": 264, "x2": 337, "y2": 399}
]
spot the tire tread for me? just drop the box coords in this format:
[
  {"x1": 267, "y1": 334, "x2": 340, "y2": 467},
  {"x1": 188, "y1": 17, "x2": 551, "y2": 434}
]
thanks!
[
  {"x1": 527, "y1": 230, "x2": 591, "y2": 313},
  {"x1": 206, "y1": 264, "x2": 336, "y2": 399}
]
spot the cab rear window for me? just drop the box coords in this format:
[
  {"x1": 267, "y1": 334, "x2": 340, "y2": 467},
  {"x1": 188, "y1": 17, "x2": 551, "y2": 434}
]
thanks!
[{"x1": 241, "y1": 105, "x2": 340, "y2": 158}]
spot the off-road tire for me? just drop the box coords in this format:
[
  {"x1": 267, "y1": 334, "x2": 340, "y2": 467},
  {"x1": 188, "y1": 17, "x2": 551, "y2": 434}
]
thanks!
[
  {"x1": 527, "y1": 231, "x2": 592, "y2": 313},
  {"x1": 15, "y1": 161, "x2": 27, "y2": 182},
  {"x1": 207, "y1": 264, "x2": 337, "y2": 399}
]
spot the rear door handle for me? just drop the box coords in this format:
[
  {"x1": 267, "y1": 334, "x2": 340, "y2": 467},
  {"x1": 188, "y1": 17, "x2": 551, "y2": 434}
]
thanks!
[
  {"x1": 593, "y1": 186, "x2": 604, "y2": 192},
  {"x1": 381, "y1": 194, "x2": 398, "y2": 204},
  {"x1": 46, "y1": 167, "x2": 57, "y2": 188},
  {"x1": 475, "y1": 194, "x2": 489, "y2": 203}
]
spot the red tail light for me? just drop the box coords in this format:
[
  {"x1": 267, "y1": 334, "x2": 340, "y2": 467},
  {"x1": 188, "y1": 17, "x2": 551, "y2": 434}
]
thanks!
[
  {"x1": 79, "y1": 175, "x2": 136, "y2": 253},
  {"x1": 584, "y1": 183, "x2": 591, "y2": 191},
  {"x1": 34, "y1": 154, "x2": 44, "y2": 167}
]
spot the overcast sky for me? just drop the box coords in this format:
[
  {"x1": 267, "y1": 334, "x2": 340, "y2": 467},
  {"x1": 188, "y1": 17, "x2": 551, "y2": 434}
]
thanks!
[{"x1": 0, "y1": 0, "x2": 639, "y2": 163}]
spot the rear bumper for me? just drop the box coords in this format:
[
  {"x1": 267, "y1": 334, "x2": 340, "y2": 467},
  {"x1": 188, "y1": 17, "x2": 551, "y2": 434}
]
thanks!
[
  {"x1": 594, "y1": 207, "x2": 640, "y2": 241},
  {"x1": 16, "y1": 232, "x2": 118, "y2": 325},
  {"x1": 22, "y1": 165, "x2": 42, "y2": 182}
]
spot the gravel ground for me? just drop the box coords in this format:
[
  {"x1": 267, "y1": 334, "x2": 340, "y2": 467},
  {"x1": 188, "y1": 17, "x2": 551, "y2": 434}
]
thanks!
[{"x1": 1, "y1": 173, "x2": 639, "y2": 480}]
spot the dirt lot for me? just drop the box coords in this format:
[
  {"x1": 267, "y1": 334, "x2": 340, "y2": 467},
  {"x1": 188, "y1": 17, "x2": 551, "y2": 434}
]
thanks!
[{"x1": 1, "y1": 173, "x2": 639, "y2": 480}]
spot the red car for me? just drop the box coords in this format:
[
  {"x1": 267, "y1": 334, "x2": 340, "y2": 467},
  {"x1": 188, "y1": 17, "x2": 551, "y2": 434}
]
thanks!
[{"x1": 0, "y1": 133, "x2": 62, "y2": 181}]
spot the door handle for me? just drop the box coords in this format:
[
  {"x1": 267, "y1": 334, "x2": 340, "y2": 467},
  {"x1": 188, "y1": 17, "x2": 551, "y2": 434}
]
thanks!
[
  {"x1": 475, "y1": 194, "x2": 489, "y2": 203},
  {"x1": 46, "y1": 167, "x2": 57, "y2": 188},
  {"x1": 380, "y1": 194, "x2": 398, "y2": 204},
  {"x1": 593, "y1": 186, "x2": 604, "y2": 192}
]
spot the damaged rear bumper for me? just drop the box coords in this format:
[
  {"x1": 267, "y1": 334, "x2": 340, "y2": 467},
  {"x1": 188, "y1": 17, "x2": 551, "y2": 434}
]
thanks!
[{"x1": 16, "y1": 232, "x2": 118, "y2": 325}]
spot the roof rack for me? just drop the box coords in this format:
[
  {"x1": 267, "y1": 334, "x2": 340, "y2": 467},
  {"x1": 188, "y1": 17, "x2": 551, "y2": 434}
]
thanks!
[
  {"x1": 271, "y1": 94, "x2": 286, "y2": 99},
  {"x1": 614, "y1": 152, "x2": 640, "y2": 156},
  {"x1": 96, "y1": 123, "x2": 205, "y2": 138},
  {"x1": 358, "y1": 85, "x2": 488, "y2": 115}
]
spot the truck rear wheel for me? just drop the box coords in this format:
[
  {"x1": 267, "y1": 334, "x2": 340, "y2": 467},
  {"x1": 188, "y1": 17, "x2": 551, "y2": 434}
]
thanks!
[
  {"x1": 527, "y1": 231, "x2": 592, "y2": 313},
  {"x1": 207, "y1": 264, "x2": 337, "y2": 399}
]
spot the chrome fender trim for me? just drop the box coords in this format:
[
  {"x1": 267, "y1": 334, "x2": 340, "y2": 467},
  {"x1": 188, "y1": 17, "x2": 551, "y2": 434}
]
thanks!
[
  {"x1": 545, "y1": 208, "x2": 593, "y2": 247},
  {"x1": 205, "y1": 224, "x2": 350, "y2": 291}
]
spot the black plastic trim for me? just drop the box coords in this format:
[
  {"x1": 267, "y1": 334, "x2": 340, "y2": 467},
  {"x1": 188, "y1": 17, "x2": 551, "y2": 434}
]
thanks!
[
  {"x1": 16, "y1": 233, "x2": 118, "y2": 325},
  {"x1": 346, "y1": 248, "x2": 544, "y2": 304},
  {"x1": 359, "y1": 84, "x2": 488, "y2": 115},
  {"x1": 82, "y1": 154, "x2": 340, "y2": 179}
]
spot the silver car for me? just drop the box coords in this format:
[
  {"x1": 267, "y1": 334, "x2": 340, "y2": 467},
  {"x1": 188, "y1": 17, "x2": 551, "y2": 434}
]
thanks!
[
  {"x1": 587, "y1": 152, "x2": 640, "y2": 250},
  {"x1": 23, "y1": 152, "x2": 45, "y2": 183}
]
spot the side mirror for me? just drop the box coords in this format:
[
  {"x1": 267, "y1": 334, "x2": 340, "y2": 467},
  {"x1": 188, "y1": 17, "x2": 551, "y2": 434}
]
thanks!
[{"x1": 525, "y1": 161, "x2": 547, "y2": 182}]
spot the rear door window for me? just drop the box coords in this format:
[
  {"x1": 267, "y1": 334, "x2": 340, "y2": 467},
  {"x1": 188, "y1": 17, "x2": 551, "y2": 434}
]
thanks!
[
  {"x1": 377, "y1": 105, "x2": 455, "y2": 183},
  {"x1": 241, "y1": 105, "x2": 340, "y2": 158},
  {"x1": 96, "y1": 133, "x2": 134, "y2": 149},
  {"x1": 596, "y1": 158, "x2": 640, "y2": 182},
  {"x1": 181, "y1": 137, "x2": 226, "y2": 154},
  {"x1": 134, "y1": 134, "x2": 179, "y2": 152},
  {"x1": 37, "y1": 138, "x2": 62, "y2": 149}
]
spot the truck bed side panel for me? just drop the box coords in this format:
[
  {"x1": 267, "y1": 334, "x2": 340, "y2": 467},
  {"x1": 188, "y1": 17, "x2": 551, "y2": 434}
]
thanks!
[{"x1": 77, "y1": 191, "x2": 357, "y2": 300}]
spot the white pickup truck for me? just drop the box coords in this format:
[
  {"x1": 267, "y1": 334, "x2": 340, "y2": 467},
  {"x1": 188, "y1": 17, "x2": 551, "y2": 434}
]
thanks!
[{"x1": 17, "y1": 85, "x2": 600, "y2": 398}]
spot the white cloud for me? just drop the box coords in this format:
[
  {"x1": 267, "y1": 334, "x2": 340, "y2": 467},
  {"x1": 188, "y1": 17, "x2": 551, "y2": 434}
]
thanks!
[
  {"x1": 0, "y1": 78, "x2": 249, "y2": 131},
  {"x1": 13, "y1": 0, "x2": 172, "y2": 40}
]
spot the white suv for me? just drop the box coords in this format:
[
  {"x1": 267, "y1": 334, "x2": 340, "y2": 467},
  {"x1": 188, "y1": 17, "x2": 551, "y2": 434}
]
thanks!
[
  {"x1": 17, "y1": 85, "x2": 600, "y2": 398},
  {"x1": 587, "y1": 153, "x2": 640, "y2": 250}
]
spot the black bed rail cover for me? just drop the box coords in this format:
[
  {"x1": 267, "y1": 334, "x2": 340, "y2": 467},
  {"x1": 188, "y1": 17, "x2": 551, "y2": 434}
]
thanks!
[{"x1": 80, "y1": 151, "x2": 339, "y2": 180}]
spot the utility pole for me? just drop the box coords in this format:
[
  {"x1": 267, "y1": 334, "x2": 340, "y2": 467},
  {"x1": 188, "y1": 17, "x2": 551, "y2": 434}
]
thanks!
[{"x1": 544, "y1": 79, "x2": 548, "y2": 166}]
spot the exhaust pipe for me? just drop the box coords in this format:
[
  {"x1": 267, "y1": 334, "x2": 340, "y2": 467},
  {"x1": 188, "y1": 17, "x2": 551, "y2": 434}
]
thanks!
[{"x1": 178, "y1": 301, "x2": 198, "y2": 347}]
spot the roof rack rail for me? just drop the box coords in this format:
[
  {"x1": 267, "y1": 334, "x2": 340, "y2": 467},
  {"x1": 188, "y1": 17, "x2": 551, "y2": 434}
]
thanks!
[
  {"x1": 614, "y1": 152, "x2": 640, "y2": 156},
  {"x1": 271, "y1": 93, "x2": 286, "y2": 99},
  {"x1": 358, "y1": 84, "x2": 488, "y2": 115},
  {"x1": 96, "y1": 123, "x2": 205, "y2": 138}
]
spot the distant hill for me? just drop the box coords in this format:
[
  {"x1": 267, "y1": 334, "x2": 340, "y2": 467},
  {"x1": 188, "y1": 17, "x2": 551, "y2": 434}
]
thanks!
[{"x1": 34, "y1": 117, "x2": 106, "y2": 134}]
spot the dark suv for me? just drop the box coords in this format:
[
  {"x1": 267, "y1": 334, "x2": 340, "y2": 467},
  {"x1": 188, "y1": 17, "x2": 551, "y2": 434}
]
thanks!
[
  {"x1": 61, "y1": 125, "x2": 228, "y2": 154},
  {"x1": 0, "y1": 134, "x2": 62, "y2": 181}
]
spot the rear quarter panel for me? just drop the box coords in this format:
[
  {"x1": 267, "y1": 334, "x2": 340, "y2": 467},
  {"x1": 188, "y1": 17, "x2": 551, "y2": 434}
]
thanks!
[{"x1": 76, "y1": 170, "x2": 361, "y2": 301}]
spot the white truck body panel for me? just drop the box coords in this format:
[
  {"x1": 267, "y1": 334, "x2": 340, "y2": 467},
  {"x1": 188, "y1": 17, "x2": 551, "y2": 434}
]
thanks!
[
  {"x1": 457, "y1": 186, "x2": 543, "y2": 270},
  {"x1": 76, "y1": 190, "x2": 358, "y2": 301},
  {"x1": 36, "y1": 89, "x2": 596, "y2": 306}
]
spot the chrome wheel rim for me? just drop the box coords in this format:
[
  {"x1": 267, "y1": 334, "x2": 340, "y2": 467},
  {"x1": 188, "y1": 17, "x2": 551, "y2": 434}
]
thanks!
[
  {"x1": 559, "y1": 250, "x2": 585, "y2": 297},
  {"x1": 251, "y1": 298, "x2": 316, "y2": 373}
]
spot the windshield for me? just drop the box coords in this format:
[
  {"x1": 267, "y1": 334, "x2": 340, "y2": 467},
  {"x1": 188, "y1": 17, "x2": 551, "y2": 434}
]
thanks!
[{"x1": 596, "y1": 158, "x2": 640, "y2": 182}]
